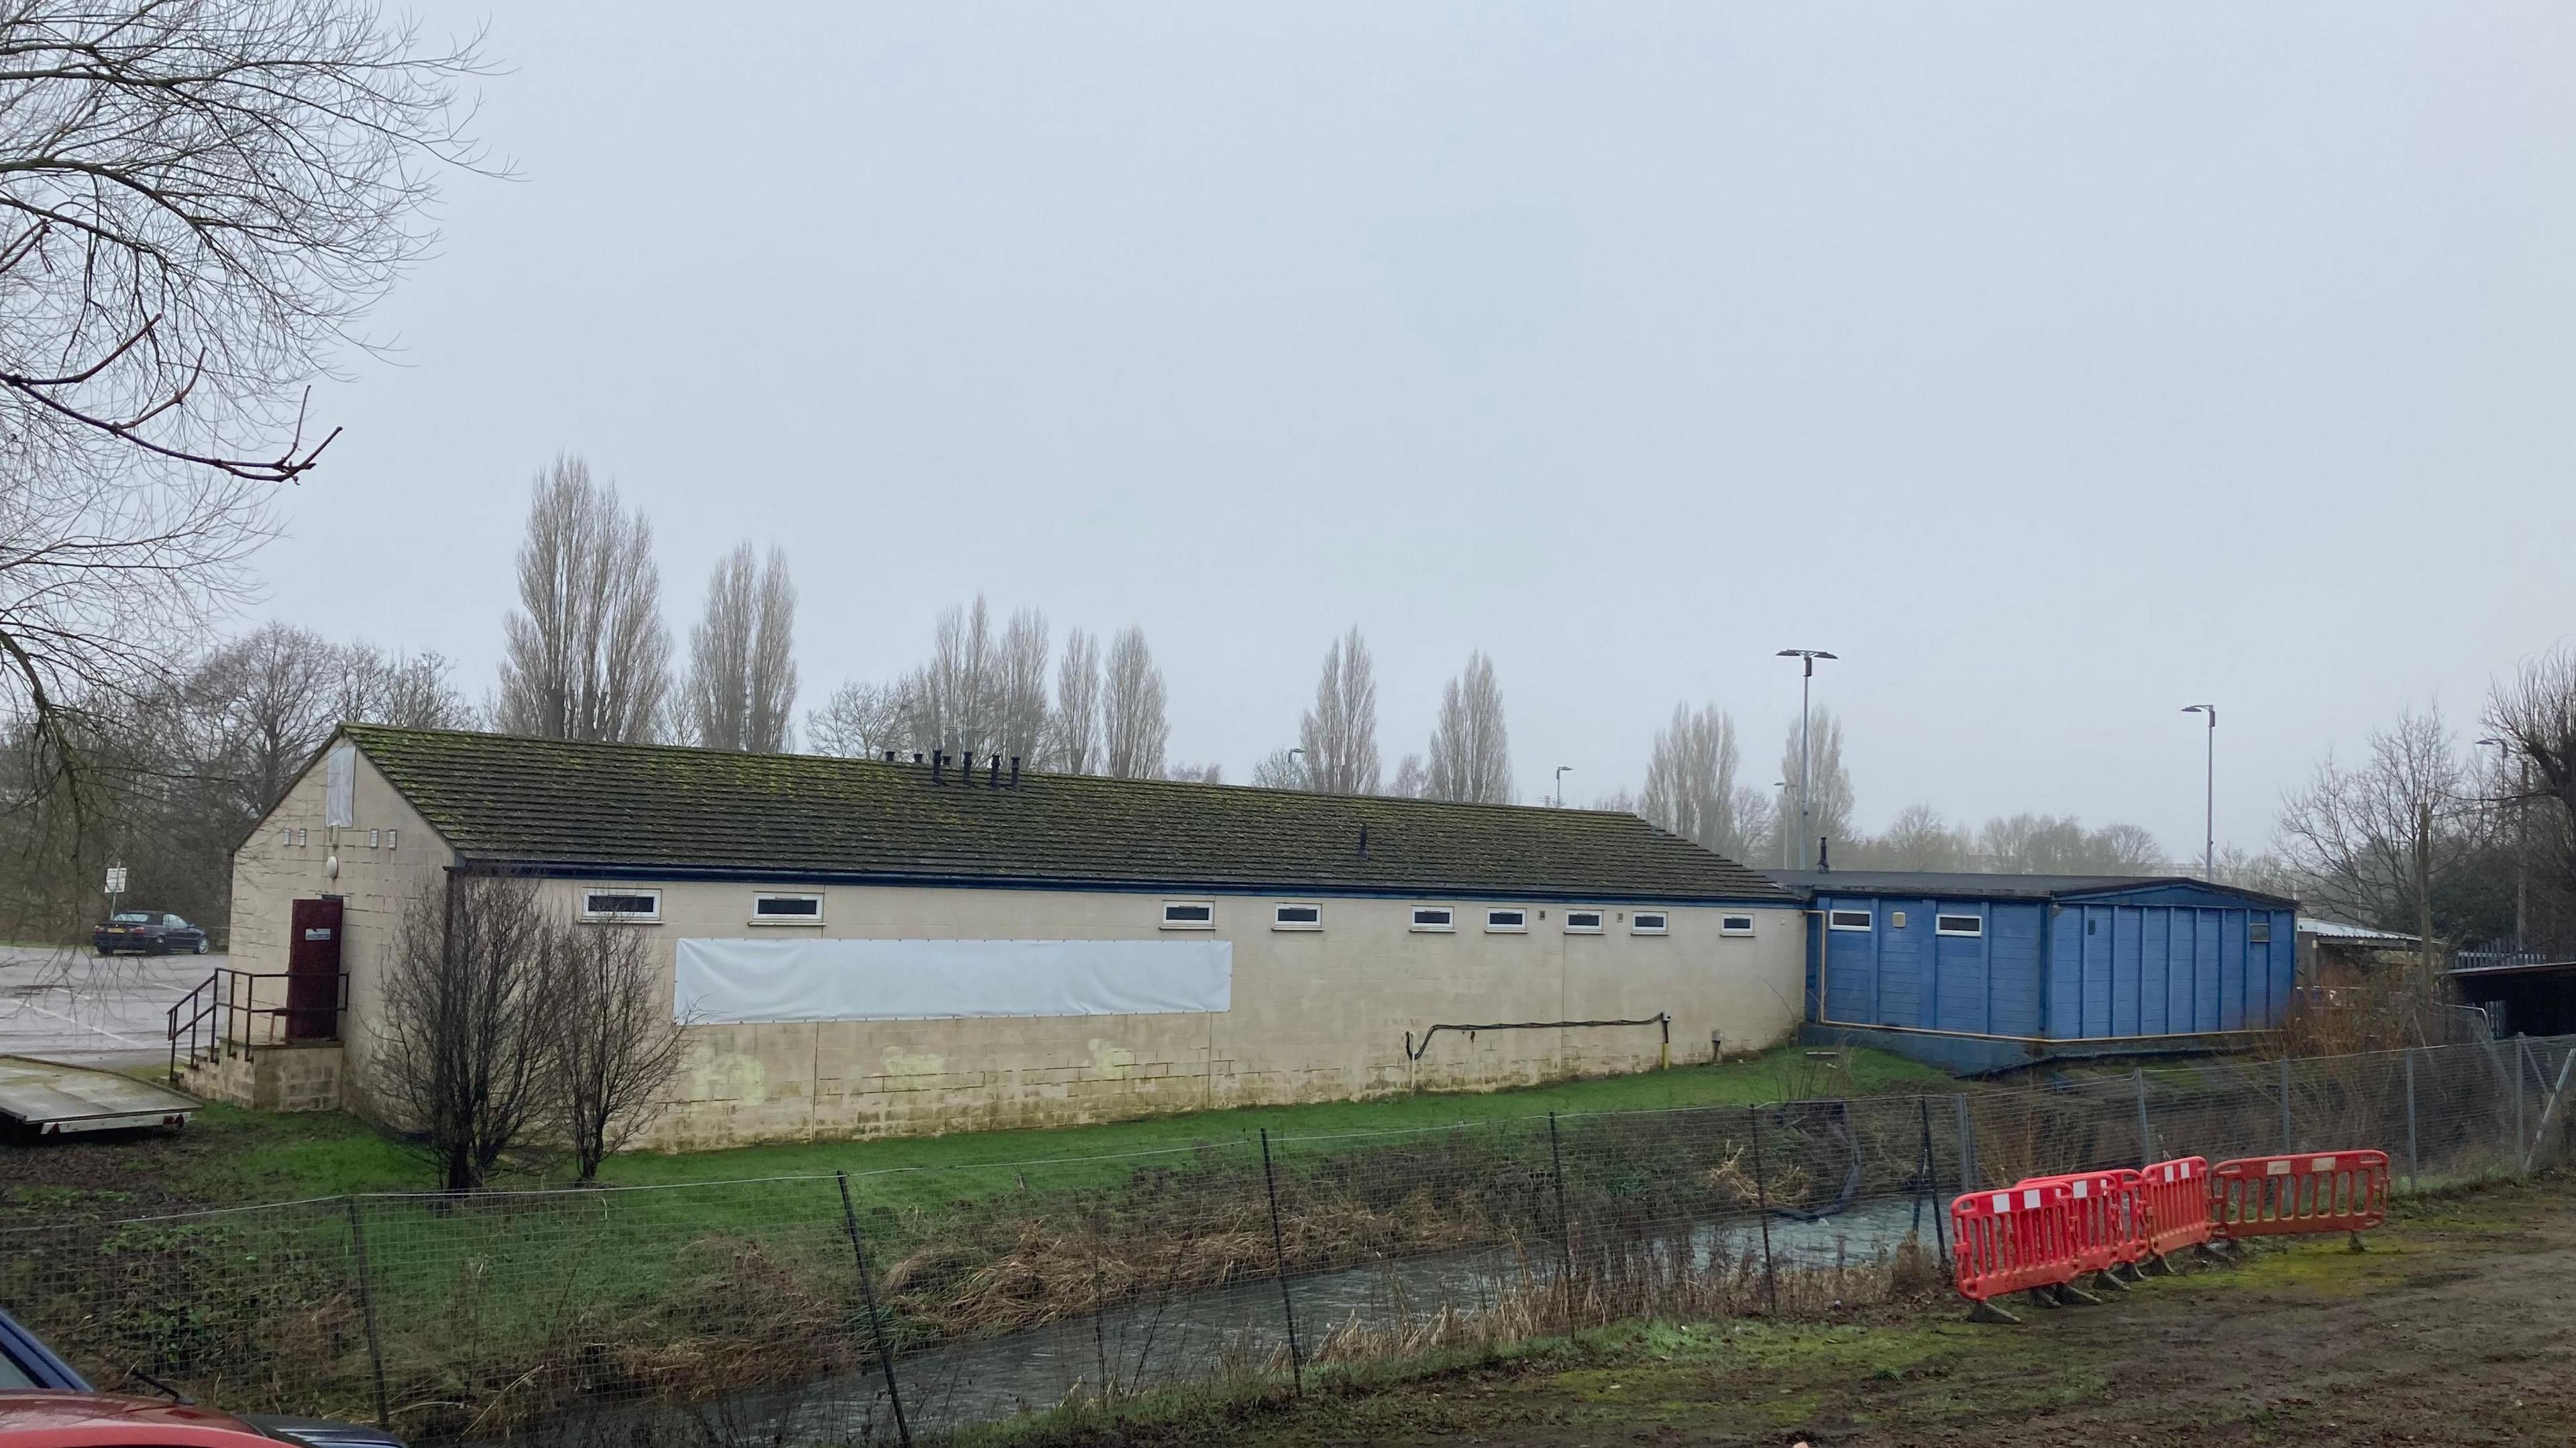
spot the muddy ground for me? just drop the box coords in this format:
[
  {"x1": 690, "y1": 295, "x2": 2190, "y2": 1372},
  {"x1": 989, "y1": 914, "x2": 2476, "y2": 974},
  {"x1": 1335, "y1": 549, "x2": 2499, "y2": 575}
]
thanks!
[{"x1": 1057, "y1": 1176, "x2": 2576, "y2": 1447}]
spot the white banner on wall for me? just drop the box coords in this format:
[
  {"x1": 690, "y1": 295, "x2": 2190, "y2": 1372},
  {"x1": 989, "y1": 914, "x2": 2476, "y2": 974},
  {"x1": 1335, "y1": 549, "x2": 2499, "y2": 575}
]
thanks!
[{"x1": 673, "y1": 937, "x2": 1234, "y2": 1025}]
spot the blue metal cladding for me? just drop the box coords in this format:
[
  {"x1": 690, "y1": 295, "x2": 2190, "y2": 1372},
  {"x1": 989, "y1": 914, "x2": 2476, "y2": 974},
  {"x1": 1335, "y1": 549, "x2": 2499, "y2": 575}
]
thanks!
[{"x1": 1810, "y1": 886, "x2": 2296, "y2": 1043}]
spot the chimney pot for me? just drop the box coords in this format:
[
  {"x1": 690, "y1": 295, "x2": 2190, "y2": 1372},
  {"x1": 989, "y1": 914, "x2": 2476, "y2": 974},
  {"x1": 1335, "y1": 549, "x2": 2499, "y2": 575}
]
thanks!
[
  {"x1": 932, "y1": 752, "x2": 944, "y2": 785},
  {"x1": 988, "y1": 755, "x2": 1000, "y2": 787},
  {"x1": 1010, "y1": 756, "x2": 1021, "y2": 788}
]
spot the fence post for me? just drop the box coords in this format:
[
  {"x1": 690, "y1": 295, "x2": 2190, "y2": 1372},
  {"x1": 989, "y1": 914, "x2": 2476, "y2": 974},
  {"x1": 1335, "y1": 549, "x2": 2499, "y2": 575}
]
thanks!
[
  {"x1": 1747, "y1": 1105, "x2": 1778, "y2": 1315},
  {"x1": 2516, "y1": 1038, "x2": 2532, "y2": 1176},
  {"x1": 2278, "y1": 1056, "x2": 2294, "y2": 1153},
  {"x1": 1917, "y1": 1098, "x2": 1948, "y2": 1268},
  {"x1": 835, "y1": 1171, "x2": 912, "y2": 1448},
  {"x1": 343, "y1": 1197, "x2": 388, "y2": 1430},
  {"x1": 1954, "y1": 1094, "x2": 1976, "y2": 1192},
  {"x1": 1546, "y1": 1112, "x2": 1576, "y2": 1288},
  {"x1": 2133, "y1": 1067, "x2": 2152, "y2": 1168},
  {"x1": 2404, "y1": 1048, "x2": 2419, "y2": 1192},
  {"x1": 1257, "y1": 1129, "x2": 1304, "y2": 1398}
]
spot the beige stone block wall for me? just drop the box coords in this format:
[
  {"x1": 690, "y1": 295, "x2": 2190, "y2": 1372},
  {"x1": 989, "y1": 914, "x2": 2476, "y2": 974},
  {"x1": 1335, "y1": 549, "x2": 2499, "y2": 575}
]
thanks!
[{"x1": 182, "y1": 1042, "x2": 345, "y2": 1113}]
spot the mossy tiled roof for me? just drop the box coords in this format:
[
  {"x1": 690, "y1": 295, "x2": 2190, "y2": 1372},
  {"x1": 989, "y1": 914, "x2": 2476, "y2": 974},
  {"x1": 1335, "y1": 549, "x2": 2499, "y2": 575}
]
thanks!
[{"x1": 343, "y1": 725, "x2": 1794, "y2": 903}]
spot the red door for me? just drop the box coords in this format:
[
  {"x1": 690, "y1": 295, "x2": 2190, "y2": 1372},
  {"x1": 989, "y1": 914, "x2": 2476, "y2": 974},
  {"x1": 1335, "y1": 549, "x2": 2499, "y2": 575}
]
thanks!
[{"x1": 285, "y1": 897, "x2": 343, "y2": 1040}]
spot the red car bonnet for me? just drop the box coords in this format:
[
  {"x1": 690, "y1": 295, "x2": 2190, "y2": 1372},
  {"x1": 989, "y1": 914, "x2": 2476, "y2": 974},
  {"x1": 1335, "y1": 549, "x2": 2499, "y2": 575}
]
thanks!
[{"x1": 0, "y1": 1393, "x2": 281, "y2": 1448}]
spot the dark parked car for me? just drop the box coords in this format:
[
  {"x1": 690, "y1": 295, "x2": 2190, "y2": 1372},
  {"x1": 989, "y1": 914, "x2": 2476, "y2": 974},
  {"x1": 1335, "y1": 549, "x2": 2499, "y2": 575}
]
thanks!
[
  {"x1": 1, "y1": 1306, "x2": 401, "y2": 1448},
  {"x1": 91, "y1": 912, "x2": 207, "y2": 957}
]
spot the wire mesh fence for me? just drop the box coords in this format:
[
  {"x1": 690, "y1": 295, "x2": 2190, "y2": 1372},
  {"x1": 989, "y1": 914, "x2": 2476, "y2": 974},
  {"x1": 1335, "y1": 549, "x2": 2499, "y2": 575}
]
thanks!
[{"x1": 7, "y1": 1033, "x2": 2573, "y2": 1447}]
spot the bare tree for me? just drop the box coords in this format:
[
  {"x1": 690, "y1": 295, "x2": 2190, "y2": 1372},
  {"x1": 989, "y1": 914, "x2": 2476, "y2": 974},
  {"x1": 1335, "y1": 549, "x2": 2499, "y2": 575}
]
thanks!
[
  {"x1": 1870, "y1": 803, "x2": 1974, "y2": 871},
  {"x1": 806, "y1": 679, "x2": 907, "y2": 759},
  {"x1": 993, "y1": 607, "x2": 1049, "y2": 766},
  {"x1": 1297, "y1": 627, "x2": 1381, "y2": 795},
  {"x1": 1250, "y1": 746, "x2": 1305, "y2": 789},
  {"x1": 686, "y1": 543, "x2": 797, "y2": 753},
  {"x1": 1640, "y1": 702, "x2": 1744, "y2": 854},
  {"x1": 1592, "y1": 787, "x2": 1640, "y2": 816},
  {"x1": 542, "y1": 918, "x2": 687, "y2": 1181},
  {"x1": 1387, "y1": 753, "x2": 1428, "y2": 799},
  {"x1": 1426, "y1": 651, "x2": 1511, "y2": 804},
  {"x1": 1165, "y1": 761, "x2": 1223, "y2": 785},
  {"x1": 910, "y1": 596, "x2": 995, "y2": 756},
  {"x1": 1102, "y1": 626, "x2": 1168, "y2": 779},
  {"x1": 495, "y1": 457, "x2": 672, "y2": 744},
  {"x1": 2489, "y1": 647, "x2": 2576, "y2": 936},
  {"x1": 1773, "y1": 708, "x2": 1852, "y2": 867},
  {"x1": 1049, "y1": 628, "x2": 1101, "y2": 772},
  {"x1": 186, "y1": 622, "x2": 341, "y2": 814},
  {"x1": 335, "y1": 647, "x2": 474, "y2": 730},
  {"x1": 374, "y1": 875, "x2": 555, "y2": 1191},
  {"x1": 2277, "y1": 704, "x2": 2466, "y2": 931}
]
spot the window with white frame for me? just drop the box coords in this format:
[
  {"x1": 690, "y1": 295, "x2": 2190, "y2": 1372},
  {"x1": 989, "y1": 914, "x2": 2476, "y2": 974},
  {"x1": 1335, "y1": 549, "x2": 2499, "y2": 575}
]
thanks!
[
  {"x1": 1161, "y1": 901, "x2": 1214, "y2": 929},
  {"x1": 1827, "y1": 909, "x2": 1872, "y2": 932},
  {"x1": 752, "y1": 893, "x2": 824, "y2": 923},
  {"x1": 1411, "y1": 906, "x2": 1455, "y2": 932},
  {"x1": 1935, "y1": 913, "x2": 1983, "y2": 938},
  {"x1": 1631, "y1": 910, "x2": 1670, "y2": 935},
  {"x1": 581, "y1": 889, "x2": 661, "y2": 922},
  {"x1": 2248, "y1": 917, "x2": 2272, "y2": 944},
  {"x1": 1273, "y1": 902, "x2": 1322, "y2": 931},
  {"x1": 1564, "y1": 909, "x2": 1605, "y2": 934},
  {"x1": 1719, "y1": 913, "x2": 1756, "y2": 936},
  {"x1": 1485, "y1": 907, "x2": 1528, "y2": 933}
]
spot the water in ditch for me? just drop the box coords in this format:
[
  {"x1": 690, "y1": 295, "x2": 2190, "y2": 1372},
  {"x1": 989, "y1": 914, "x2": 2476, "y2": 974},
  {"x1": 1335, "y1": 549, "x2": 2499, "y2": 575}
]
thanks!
[{"x1": 658, "y1": 1195, "x2": 1935, "y2": 1443}]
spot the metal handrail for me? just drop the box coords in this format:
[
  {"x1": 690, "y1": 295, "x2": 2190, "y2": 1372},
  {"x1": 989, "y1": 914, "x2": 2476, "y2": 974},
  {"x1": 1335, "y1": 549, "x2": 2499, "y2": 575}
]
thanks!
[{"x1": 166, "y1": 968, "x2": 349, "y2": 1082}]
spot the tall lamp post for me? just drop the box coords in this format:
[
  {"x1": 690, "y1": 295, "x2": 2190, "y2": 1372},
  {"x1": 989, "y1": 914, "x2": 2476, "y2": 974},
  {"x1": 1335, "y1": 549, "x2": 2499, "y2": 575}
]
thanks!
[
  {"x1": 1554, "y1": 765, "x2": 1570, "y2": 809},
  {"x1": 2479, "y1": 736, "x2": 2528, "y2": 954},
  {"x1": 1774, "y1": 781, "x2": 1790, "y2": 869},
  {"x1": 2180, "y1": 705, "x2": 2216, "y2": 877},
  {"x1": 1288, "y1": 746, "x2": 1307, "y2": 790},
  {"x1": 1777, "y1": 650, "x2": 1837, "y2": 869}
]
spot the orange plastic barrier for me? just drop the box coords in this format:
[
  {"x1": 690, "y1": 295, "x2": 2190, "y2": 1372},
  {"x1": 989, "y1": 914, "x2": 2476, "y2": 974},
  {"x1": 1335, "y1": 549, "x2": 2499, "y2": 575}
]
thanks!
[
  {"x1": 2016, "y1": 1168, "x2": 2147, "y2": 1272},
  {"x1": 1950, "y1": 1180, "x2": 2076, "y2": 1302},
  {"x1": 2136, "y1": 1156, "x2": 2215, "y2": 1256},
  {"x1": 2210, "y1": 1150, "x2": 2390, "y2": 1239}
]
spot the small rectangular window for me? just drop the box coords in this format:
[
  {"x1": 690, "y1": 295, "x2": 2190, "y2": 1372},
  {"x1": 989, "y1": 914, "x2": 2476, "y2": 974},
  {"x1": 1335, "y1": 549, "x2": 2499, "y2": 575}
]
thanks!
[
  {"x1": 292, "y1": 827, "x2": 307, "y2": 847},
  {"x1": 1161, "y1": 901, "x2": 1214, "y2": 929},
  {"x1": 367, "y1": 828, "x2": 381, "y2": 848},
  {"x1": 2249, "y1": 918, "x2": 2272, "y2": 944},
  {"x1": 1273, "y1": 903, "x2": 1322, "y2": 931},
  {"x1": 753, "y1": 893, "x2": 823, "y2": 923},
  {"x1": 384, "y1": 828, "x2": 398, "y2": 850},
  {"x1": 582, "y1": 890, "x2": 661, "y2": 922},
  {"x1": 1720, "y1": 913, "x2": 1756, "y2": 936},
  {"x1": 1936, "y1": 914, "x2": 1983, "y2": 938},
  {"x1": 1411, "y1": 906, "x2": 1454, "y2": 932},
  {"x1": 1564, "y1": 909, "x2": 1605, "y2": 934},
  {"x1": 1631, "y1": 911, "x2": 1669, "y2": 936},
  {"x1": 1828, "y1": 909, "x2": 1872, "y2": 932},
  {"x1": 1485, "y1": 908, "x2": 1527, "y2": 933}
]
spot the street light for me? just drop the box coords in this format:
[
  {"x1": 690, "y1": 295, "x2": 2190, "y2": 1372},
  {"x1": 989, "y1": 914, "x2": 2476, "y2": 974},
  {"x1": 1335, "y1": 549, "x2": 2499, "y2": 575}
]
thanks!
[
  {"x1": 1774, "y1": 781, "x2": 1790, "y2": 869},
  {"x1": 1777, "y1": 651, "x2": 1837, "y2": 869},
  {"x1": 2180, "y1": 705, "x2": 2216, "y2": 877},
  {"x1": 2480, "y1": 736, "x2": 2528, "y2": 953},
  {"x1": 1554, "y1": 765, "x2": 1570, "y2": 809},
  {"x1": 1287, "y1": 746, "x2": 1307, "y2": 789}
]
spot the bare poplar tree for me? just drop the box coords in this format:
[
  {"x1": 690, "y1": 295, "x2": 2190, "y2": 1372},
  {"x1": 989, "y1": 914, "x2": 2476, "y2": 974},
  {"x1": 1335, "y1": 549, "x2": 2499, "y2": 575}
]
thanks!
[
  {"x1": 1101, "y1": 626, "x2": 1169, "y2": 779},
  {"x1": 2278, "y1": 704, "x2": 2466, "y2": 930},
  {"x1": 1297, "y1": 627, "x2": 1381, "y2": 795},
  {"x1": 374, "y1": 875, "x2": 555, "y2": 1192},
  {"x1": 910, "y1": 596, "x2": 996, "y2": 755},
  {"x1": 686, "y1": 543, "x2": 797, "y2": 753},
  {"x1": 1426, "y1": 651, "x2": 1511, "y2": 804},
  {"x1": 495, "y1": 457, "x2": 672, "y2": 744},
  {"x1": 806, "y1": 679, "x2": 908, "y2": 759},
  {"x1": 1772, "y1": 707, "x2": 1853, "y2": 866},
  {"x1": 994, "y1": 608, "x2": 1050, "y2": 765},
  {"x1": 1640, "y1": 702, "x2": 1742, "y2": 853},
  {"x1": 543, "y1": 918, "x2": 687, "y2": 1181},
  {"x1": 1049, "y1": 628, "x2": 1102, "y2": 773}
]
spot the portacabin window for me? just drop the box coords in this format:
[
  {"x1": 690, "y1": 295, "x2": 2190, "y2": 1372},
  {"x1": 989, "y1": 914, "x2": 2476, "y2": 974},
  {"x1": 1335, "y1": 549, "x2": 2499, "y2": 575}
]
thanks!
[
  {"x1": 2249, "y1": 917, "x2": 2272, "y2": 944},
  {"x1": 1273, "y1": 902, "x2": 1322, "y2": 931},
  {"x1": 1161, "y1": 901, "x2": 1215, "y2": 930},
  {"x1": 1631, "y1": 910, "x2": 1670, "y2": 936},
  {"x1": 1827, "y1": 908, "x2": 1872, "y2": 932},
  {"x1": 751, "y1": 893, "x2": 824, "y2": 924},
  {"x1": 1485, "y1": 907, "x2": 1528, "y2": 933},
  {"x1": 581, "y1": 889, "x2": 661, "y2": 923},
  {"x1": 1564, "y1": 909, "x2": 1605, "y2": 934},
  {"x1": 1719, "y1": 913, "x2": 1756, "y2": 936},
  {"x1": 1935, "y1": 913, "x2": 1983, "y2": 938},
  {"x1": 1411, "y1": 906, "x2": 1455, "y2": 933}
]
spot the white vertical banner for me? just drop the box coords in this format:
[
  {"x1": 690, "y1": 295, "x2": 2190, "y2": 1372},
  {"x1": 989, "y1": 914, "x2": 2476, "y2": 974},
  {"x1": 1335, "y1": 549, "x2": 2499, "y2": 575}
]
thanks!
[{"x1": 674, "y1": 938, "x2": 1233, "y2": 1024}]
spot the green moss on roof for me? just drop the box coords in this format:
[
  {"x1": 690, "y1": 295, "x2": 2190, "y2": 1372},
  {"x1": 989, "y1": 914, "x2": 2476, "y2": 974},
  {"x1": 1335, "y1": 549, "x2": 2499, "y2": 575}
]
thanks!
[{"x1": 341, "y1": 724, "x2": 1794, "y2": 903}]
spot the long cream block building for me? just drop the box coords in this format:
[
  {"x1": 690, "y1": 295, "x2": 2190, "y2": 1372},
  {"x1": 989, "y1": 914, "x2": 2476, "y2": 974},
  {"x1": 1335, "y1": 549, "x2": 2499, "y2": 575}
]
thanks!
[{"x1": 224, "y1": 726, "x2": 1807, "y2": 1147}]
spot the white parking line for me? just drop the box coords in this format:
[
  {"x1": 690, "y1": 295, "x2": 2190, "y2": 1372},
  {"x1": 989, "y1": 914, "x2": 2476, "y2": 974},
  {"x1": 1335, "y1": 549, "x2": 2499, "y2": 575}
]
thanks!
[{"x1": 11, "y1": 999, "x2": 150, "y2": 1048}]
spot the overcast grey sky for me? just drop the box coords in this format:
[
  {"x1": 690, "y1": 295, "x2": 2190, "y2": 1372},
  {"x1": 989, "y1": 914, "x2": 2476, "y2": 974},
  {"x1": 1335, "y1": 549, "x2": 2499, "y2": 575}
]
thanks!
[{"x1": 259, "y1": 3, "x2": 2576, "y2": 860}]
